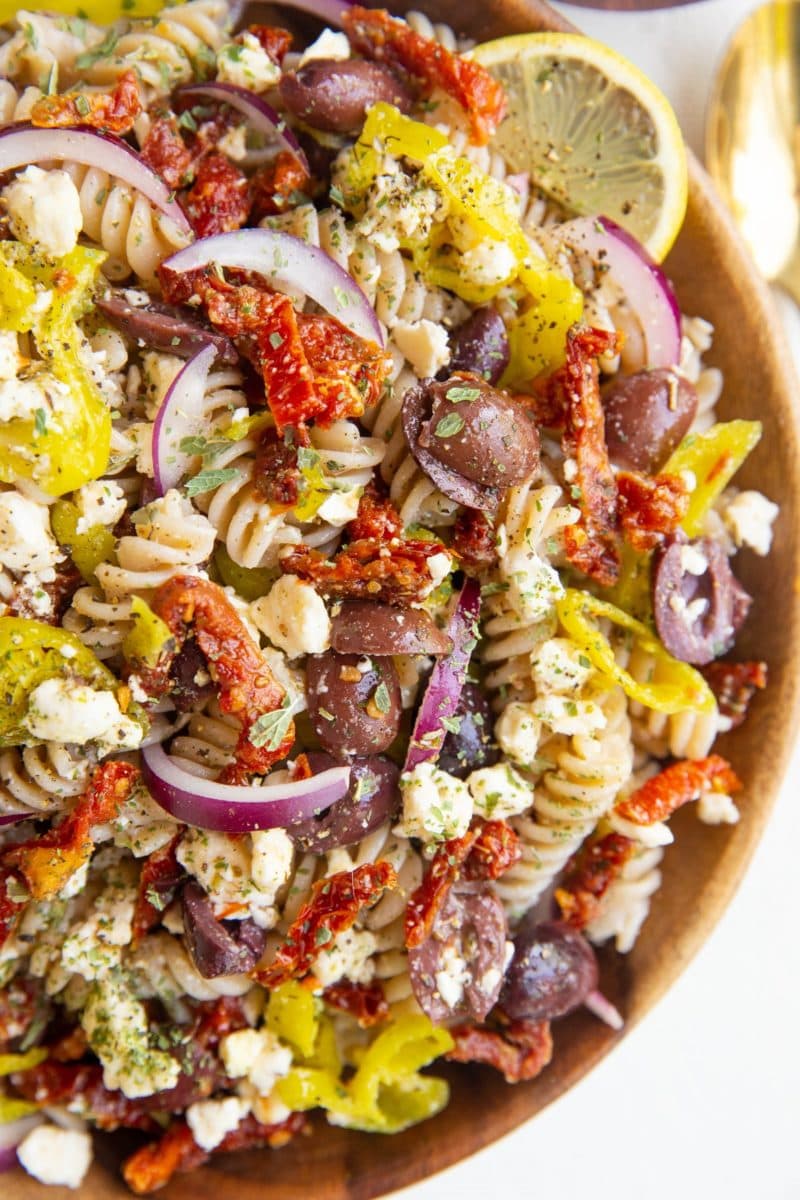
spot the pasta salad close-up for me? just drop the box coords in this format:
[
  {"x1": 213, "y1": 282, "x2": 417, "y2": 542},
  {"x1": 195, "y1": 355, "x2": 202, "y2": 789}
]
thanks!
[{"x1": 0, "y1": 0, "x2": 780, "y2": 1192}]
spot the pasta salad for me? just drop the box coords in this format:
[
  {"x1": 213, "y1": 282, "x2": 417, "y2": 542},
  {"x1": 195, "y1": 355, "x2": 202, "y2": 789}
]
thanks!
[{"x1": 0, "y1": 1, "x2": 777, "y2": 1191}]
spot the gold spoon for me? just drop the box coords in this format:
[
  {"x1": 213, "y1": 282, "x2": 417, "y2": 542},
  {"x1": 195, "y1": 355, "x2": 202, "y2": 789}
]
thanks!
[{"x1": 707, "y1": 1, "x2": 800, "y2": 301}]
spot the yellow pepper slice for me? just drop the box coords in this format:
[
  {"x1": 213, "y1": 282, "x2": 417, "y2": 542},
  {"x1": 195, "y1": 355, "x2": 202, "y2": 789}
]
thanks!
[
  {"x1": 0, "y1": 1097, "x2": 39, "y2": 1122},
  {"x1": 0, "y1": 1048, "x2": 47, "y2": 1075},
  {"x1": 0, "y1": 0, "x2": 164, "y2": 18},
  {"x1": 662, "y1": 420, "x2": 762, "y2": 536},
  {"x1": 121, "y1": 597, "x2": 175, "y2": 671},
  {"x1": 266, "y1": 981, "x2": 321, "y2": 1061},
  {"x1": 51, "y1": 500, "x2": 116, "y2": 585},
  {"x1": 0, "y1": 259, "x2": 37, "y2": 332},
  {"x1": 0, "y1": 245, "x2": 111, "y2": 496},
  {"x1": 557, "y1": 589, "x2": 716, "y2": 714}
]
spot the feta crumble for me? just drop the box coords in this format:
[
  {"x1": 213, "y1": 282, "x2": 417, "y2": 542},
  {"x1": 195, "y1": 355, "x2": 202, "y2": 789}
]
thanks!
[
  {"x1": 0, "y1": 492, "x2": 62, "y2": 574},
  {"x1": 250, "y1": 575, "x2": 331, "y2": 659},
  {"x1": 4, "y1": 165, "x2": 82, "y2": 258},
  {"x1": 721, "y1": 490, "x2": 779, "y2": 557},
  {"x1": 494, "y1": 701, "x2": 541, "y2": 766},
  {"x1": 397, "y1": 761, "x2": 473, "y2": 842},
  {"x1": 24, "y1": 677, "x2": 143, "y2": 755},
  {"x1": 392, "y1": 318, "x2": 451, "y2": 379},
  {"x1": 217, "y1": 33, "x2": 281, "y2": 92},
  {"x1": 17, "y1": 1124, "x2": 92, "y2": 1190},
  {"x1": 187, "y1": 1097, "x2": 251, "y2": 1152}
]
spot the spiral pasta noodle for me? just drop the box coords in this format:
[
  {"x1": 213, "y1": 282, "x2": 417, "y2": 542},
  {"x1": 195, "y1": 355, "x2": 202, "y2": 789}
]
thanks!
[
  {"x1": 96, "y1": 490, "x2": 216, "y2": 600},
  {"x1": 0, "y1": 744, "x2": 90, "y2": 818}
]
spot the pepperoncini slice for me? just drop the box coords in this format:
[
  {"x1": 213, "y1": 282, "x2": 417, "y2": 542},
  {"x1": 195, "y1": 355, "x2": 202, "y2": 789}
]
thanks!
[
  {"x1": 0, "y1": 0, "x2": 162, "y2": 19},
  {"x1": 0, "y1": 244, "x2": 112, "y2": 496},
  {"x1": 51, "y1": 500, "x2": 115, "y2": 584},
  {"x1": 557, "y1": 589, "x2": 716, "y2": 715},
  {"x1": 121, "y1": 597, "x2": 175, "y2": 672},
  {"x1": 0, "y1": 1047, "x2": 47, "y2": 1076},
  {"x1": 0, "y1": 616, "x2": 148, "y2": 748},
  {"x1": 342, "y1": 104, "x2": 582, "y2": 372},
  {"x1": 0, "y1": 1098, "x2": 39, "y2": 1122},
  {"x1": 276, "y1": 1013, "x2": 453, "y2": 1133},
  {"x1": 662, "y1": 420, "x2": 762, "y2": 536},
  {"x1": 266, "y1": 981, "x2": 321, "y2": 1061},
  {"x1": 213, "y1": 545, "x2": 279, "y2": 602},
  {"x1": 0, "y1": 258, "x2": 37, "y2": 332}
]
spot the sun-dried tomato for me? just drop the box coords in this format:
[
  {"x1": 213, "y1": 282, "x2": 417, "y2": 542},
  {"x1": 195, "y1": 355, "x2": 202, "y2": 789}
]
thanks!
[
  {"x1": 244, "y1": 24, "x2": 293, "y2": 63},
  {"x1": 342, "y1": 6, "x2": 506, "y2": 144},
  {"x1": 141, "y1": 115, "x2": 193, "y2": 190},
  {"x1": 12, "y1": 1060, "x2": 159, "y2": 1132},
  {"x1": 281, "y1": 536, "x2": 444, "y2": 605},
  {"x1": 192, "y1": 996, "x2": 250, "y2": 1048},
  {"x1": 123, "y1": 1112, "x2": 308, "y2": 1195},
  {"x1": 322, "y1": 980, "x2": 390, "y2": 1027},
  {"x1": 702, "y1": 660, "x2": 767, "y2": 729},
  {"x1": 298, "y1": 312, "x2": 392, "y2": 424},
  {"x1": 552, "y1": 327, "x2": 621, "y2": 587},
  {"x1": 452, "y1": 508, "x2": 498, "y2": 576},
  {"x1": 346, "y1": 482, "x2": 402, "y2": 542},
  {"x1": 31, "y1": 69, "x2": 141, "y2": 134},
  {"x1": 0, "y1": 976, "x2": 39, "y2": 1048},
  {"x1": 614, "y1": 754, "x2": 742, "y2": 826},
  {"x1": 49, "y1": 1026, "x2": 89, "y2": 1063},
  {"x1": 405, "y1": 833, "x2": 475, "y2": 950},
  {"x1": 132, "y1": 834, "x2": 185, "y2": 944},
  {"x1": 251, "y1": 150, "x2": 312, "y2": 221},
  {"x1": 152, "y1": 575, "x2": 294, "y2": 782},
  {"x1": 1, "y1": 762, "x2": 138, "y2": 900},
  {"x1": 253, "y1": 429, "x2": 301, "y2": 508},
  {"x1": 446, "y1": 1017, "x2": 553, "y2": 1083},
  {"x1": 463, "y1": 820, "x2": 521, "y2": 881},
  {"x1": 181, "y1": 153, "x2": 251, "y2": 238},
  {"x1": 617, "y1": 470, "x2": 689, "y2": 553},
  {"x1": 554, "y1": 831, "x2": 635, "y2": 930},
  {"x1": 256, "y1": 862, "x2": 397, "y2": 988}
]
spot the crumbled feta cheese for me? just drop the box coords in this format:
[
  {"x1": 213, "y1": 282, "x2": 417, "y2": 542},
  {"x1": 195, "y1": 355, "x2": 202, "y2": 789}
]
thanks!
[
  {"x1": 24, "y1": 677, "x2": 143, "y2": 754},
  {"x1": 251, "y1": 1092, "x2": 292, "y2": 1126},
  {"x1": 109, "y1": 785, "x2": 178, "y2": 858},
  {"x1": 82, "y1": 974, "x2": 180, "y2": 1098},
  {"x1": 534, "y1": 694, "x2": 606, "y2": 736},
  {"x1": 4, "y1": 166, "x2": 82, "y2": 258},
  {"x1": 501, "y1": 542, "x2": 564, "y2": 623},
  {"x1": 352, "y1": 161, "x2": 443, "y2": 253},
  {"x1": 680, "y1": 543, "x2": 708, "y2": 575},
  {"x1": 531, "y1": 637, "x2": 593, "y2": 695},
  {"x1": 0, "y1": 372, "x2": 69, "y2": 425},
  {"x1": 177, "y1": 828, "x2": 280, "y2": 928},
  {"x1": 141, "y1": 351, "x2": 183, "y2": 419},
  {"x1": 298, "y1": 29, "x2": 350, "y2": 65},
  {"x1": 468, "y1": 761, "x2": 532, "y2": 820},
  {"x1": 250, "y1": 575, "x2": 331, "y2": 659},
  {"x1": 397, "y1": 762, "x2": 473, "y2": 843},
  {"x1": 17, "y1": 1124, "x2": 92, "y2": 1189},
  {"x1": 74, "y1": 480, "x2": 127, "y2": 534},
  {"x1": 697, "y1": 791, "x2": 740, "y2": 825},
  {"x1": 313, "y1": 925, "x2": 378, "y2": 987},
  {"x1": 458, "y1": 238, "x2": 517, "y2": 288},
  {"x1": 250, "y1": 828, "x2": 294, "y2": 904},
  {"x1": 125, "y1": 422, "x2": 155, "y2": 477},
  {"x1": 187, "y1": 1096, "x2": 250, "y2": 1152},
  {"x1": 721, "y1": 490, "x2": 779, "y2": 557},
  {"x1": 0, "y1": 492, "x2": 62, "y2": 573},
  {"x1": 61, "y1": 862, "x2": 136, "y2": 980},
  {"x1": 427, "y1": 551, "x2": 452, "y2": 590},
  {"x1": 217, "y1": 123, "x2": 248, "y2": 162},
  {"x1": 434, "y1": 942, "x2": 470, "y2": 1009},
  {"x1": 220, "y1": 1027, "x2": 292, "y2": 1095},
  {"x1": 0, "y1": 330, "x2": 21, "y2": 381},
  {"x1": 217, "y1": 33, "x2": 281, "y2": 92},
  {"x1": 392, "y1": 318, "x2": 451, "y2": 379},
  {"x1": 315, "y1": 487, "x2": 362, "y2": 526},
  {"x1": 494, "y1": 701, "x2": 541, "y2": 766}
]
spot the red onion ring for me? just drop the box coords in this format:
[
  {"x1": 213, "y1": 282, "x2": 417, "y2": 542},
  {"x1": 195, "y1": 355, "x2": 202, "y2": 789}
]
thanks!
[
  {"x1": 177, "y1": 83, "x2": 309, "y2": 173},
  {"x1": 268, "y1": 0, "x2": 351, "y2": 27},
  {"x1": 404, "y1": 578, "x2": 481, "y2": 773},
  {"x1": 162, "y1": 229, "x2": 384, "y2": 345},
  {"x1": 142, "y1": 742, "x2": 350, "y2": 833},
  {"x1": 152, "y1": 343, "x2": 217, "y2": 496},
  {"x1": 0, "y1": 1115, "x2": 42, "y2": 1173},
  {"x1": 559, "y1": 216, "x2": 681, "y2": 370},
  {"x1": 0, "y1": 124, "x2": 192, "y2": 238}
]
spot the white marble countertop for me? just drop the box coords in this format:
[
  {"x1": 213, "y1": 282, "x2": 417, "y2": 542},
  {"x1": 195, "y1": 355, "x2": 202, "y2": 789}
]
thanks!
[{"x1": 395, "y1": 3, "x2": 800, "y2": 1196}]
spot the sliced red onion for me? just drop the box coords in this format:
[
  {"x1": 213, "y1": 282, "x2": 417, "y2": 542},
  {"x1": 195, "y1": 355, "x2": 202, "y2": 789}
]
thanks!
[
  {"x1": 0, "y1": 124, "x2": 192, "y2": 238},
  {"x1": 0, "y1": 810, "x2": 29, "y2": 827},
  {"x1": 0, "y1": 1114, "x2": 42, "y2": 1173},
  {"x1": 584, "y1": 987, "x2": 624, "y2": 1031},
  {"x1": 559, "y1": 216, "x2": 681, "y2": 370},
  {"x1": 142, "y1": 742, "x2": 350, "y2": 833},
  {"x1": 177, "y1": 83, "x2": 309, "y2": 173},
  {"x1": 269, "y1": 0, "x2": 351, "y2": 26},
  {"x1": 404, "y1": 578, "x2": 481, "y2": 773},
  {"x1": 152, "y1": 343, "x2": 217, "y2": 496},
  {"x1": 162, "y1": 230, "x2": 383, "y2": 345}
]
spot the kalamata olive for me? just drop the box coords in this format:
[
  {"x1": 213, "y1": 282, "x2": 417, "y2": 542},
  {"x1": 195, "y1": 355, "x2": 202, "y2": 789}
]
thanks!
[
  {"x1": 306, "y1": 651, "x2": 402, "y2": 757},
  {"x1": 601, "y1": 368, "x2": 698, "y2": 473},
  {"x1": 419, "y1": 377, "x2": 539, "y2": 488},
  {"x1": 437, "y1": 681, "x2": 498, "y2": 779},
  {"x1": 279, "y1": 58, "x2": 412, "y2": 135},
  {"x1": 653, "y1": 535, "x2": 752, "y2": 665},
  {"x1": 170, "y1": 638, "x2": 214, "y2": 712},
  {"x1": 447, "y1": 307, "x2": 510, "y2": 384},
  {"x1": 500, "y1": 917, "x2": 598, "y2": 1021},
  {"x1": 182, "y1": 882, "x2": 266, "y2": 978},
  {"x1": 408, "y1": 886, "x2": 508, "y2": 1023},
  {"x1": 95, "y1": 291, "x2": 238, "y2": 363},
  {"x1": 288, "y1": 752, "x2": 400, "y2": 852},
  {"x1": 330, "y1": 601, "x2": 452, "y2": 657}
]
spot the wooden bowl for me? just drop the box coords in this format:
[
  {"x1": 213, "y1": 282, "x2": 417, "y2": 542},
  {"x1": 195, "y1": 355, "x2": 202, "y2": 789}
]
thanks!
[{"x1": 9, "y1": 2, "x2": 800, "y2": 1197}]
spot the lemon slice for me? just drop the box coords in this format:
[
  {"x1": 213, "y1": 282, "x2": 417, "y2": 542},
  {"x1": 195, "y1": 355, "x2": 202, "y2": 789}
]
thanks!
[{"x1": 469, "y1": 33, "x2": 688, "y2": 262}]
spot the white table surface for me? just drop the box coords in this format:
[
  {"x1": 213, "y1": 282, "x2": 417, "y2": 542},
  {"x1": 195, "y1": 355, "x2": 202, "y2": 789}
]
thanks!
[{"x1": 395, "y1": 3, "x2": 800, "y2": 1197}]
